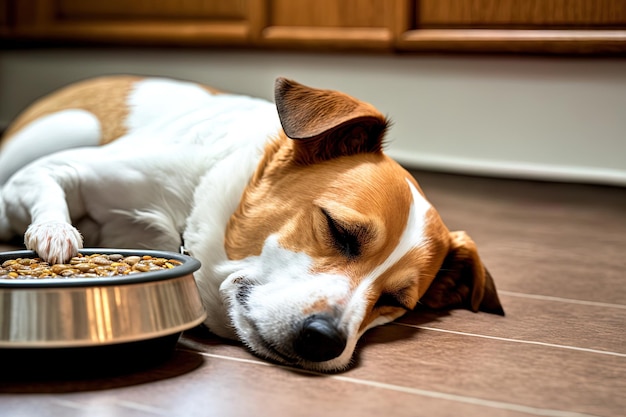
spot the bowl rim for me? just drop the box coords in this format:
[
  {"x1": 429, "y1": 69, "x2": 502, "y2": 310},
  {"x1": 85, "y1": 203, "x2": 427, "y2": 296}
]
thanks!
[{"x1": 0, "y1": 248, "x2": 201, "y2": 288}]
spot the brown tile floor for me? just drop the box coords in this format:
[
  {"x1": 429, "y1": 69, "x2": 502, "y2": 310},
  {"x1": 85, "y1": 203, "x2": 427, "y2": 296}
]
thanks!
[{"x1": 1, "y1": 170, "x2": 625, "y2": 417}]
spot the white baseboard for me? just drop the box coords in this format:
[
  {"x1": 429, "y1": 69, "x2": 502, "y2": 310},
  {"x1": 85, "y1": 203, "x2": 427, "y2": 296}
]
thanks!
[
  {"x1": 1, "y1": 49, "x2": 625, "y2": 187},
  {"x1": 388, "y1": 150, "x2": 626, "y2": 187},
  {"x1": 2, "y1": 120, "x2": 625, "y2": 186}
]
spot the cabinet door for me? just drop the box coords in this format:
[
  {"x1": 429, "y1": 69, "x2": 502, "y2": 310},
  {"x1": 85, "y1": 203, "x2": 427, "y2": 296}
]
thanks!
[
  {"x1": 395, "y1": 0, "x2": 626, "y2": 54},
  {"x1": 252, "y1": 0, "x2": 396, "y2": 50},
  {"x1": 11, "y1": 0, "x2": 253, "y2": 45},
  {"x1": 0, "y1": 0, "x2": 8, "y2": 36},
  {"x1": 4, "y1": 0, "x2": 625, "y2": 54}
]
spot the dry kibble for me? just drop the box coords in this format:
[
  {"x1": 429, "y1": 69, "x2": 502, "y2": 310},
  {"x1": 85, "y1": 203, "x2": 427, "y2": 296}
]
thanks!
[
  {"x1": 132, "y1": 263, "x2": 150, "y2": 272},
  {"x1": 74, "y1": 263, "x2": 94, "y2": 273},
  {"x1": 0, "y1": 253, "x2": 182, "y2": 279},
  {"x1": 51, "y1": 264, "x2": 70, "y2": 274},
  {"x1": 124, "y1": 256, "x2": 141, "y2": 265},
  {"x1": 91, "y1": 256, "x2": 113, "y2": 266}
]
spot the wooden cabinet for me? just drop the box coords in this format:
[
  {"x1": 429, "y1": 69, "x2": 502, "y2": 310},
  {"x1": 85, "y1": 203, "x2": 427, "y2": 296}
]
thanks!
[
  {"x1": 253, "y1": 0, "x2": 395, "y2": 50},
  {"x1": 0, "y1": 0, "x2": 8, "y2": 37},
  {"x1": 7, "y1": 0, "x2": 253, "y2": 45},
  {"x1": 3, "y1": 0, "x2": 625, "y2": 54},
  {"x1": 396, "y1": 0, "x2": 626, "y2": 54}
]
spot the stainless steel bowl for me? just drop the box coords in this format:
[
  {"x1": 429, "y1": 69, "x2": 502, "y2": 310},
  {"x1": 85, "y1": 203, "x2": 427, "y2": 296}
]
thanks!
[{"x1": 0, "y1": 248, "x2": 205, "y2": 377}]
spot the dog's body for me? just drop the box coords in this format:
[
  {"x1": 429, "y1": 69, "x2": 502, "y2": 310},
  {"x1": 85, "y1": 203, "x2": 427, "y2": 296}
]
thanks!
[{"x1": 0, "y1": 76, "x2": 503, "y2": 371}]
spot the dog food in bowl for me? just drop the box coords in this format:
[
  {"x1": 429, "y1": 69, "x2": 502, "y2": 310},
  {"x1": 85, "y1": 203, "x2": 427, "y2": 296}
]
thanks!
[{"x1": 0, "y1": 253, "x2": 183, "y2": 279}]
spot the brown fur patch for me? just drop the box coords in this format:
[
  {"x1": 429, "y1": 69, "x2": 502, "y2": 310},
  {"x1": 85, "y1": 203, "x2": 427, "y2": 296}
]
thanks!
[
  {"x1": 225, "y1": 136, "x2": 452, "y2": 336},
  {"x1": 357, "y1": 208, "x2": 450, "y2": 332},
  {"x1": 2, "y1": 76, "x2": 224, "y2": 149},
  {"x1": 302, "y1": 298, "x2": 333, "y2": 316},
  {"x1": 200, "y1": 84, "x2": 223, "y2": 96},
  {"x1": 420, "y1": 230, "x2": 504, "y2": 315},
  {"x1": 1, "y1": 75, "x2": 142, "y2": 147},
  {"x1": 225, "y1": 138, "x2": 412, "y2": 271}
]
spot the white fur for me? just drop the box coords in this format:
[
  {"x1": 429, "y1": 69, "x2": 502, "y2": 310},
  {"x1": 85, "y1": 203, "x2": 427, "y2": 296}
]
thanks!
[
  {"x1": 362, "y1": 179, "x2": 431, "y2": 286},
  {"x1": 0, "y1": 109, "x2": 100, "y2": 184},
  {"x1": 126, "y1": 78, "x2": 216, "y2": 134}
]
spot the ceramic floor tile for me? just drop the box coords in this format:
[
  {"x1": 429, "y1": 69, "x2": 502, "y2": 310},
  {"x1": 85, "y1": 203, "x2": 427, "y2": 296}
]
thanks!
[
  {"x1": 349, "y1": 324, "x2": 624, "y2": 417},
  {"x1": 0, "y1": 351, "x2": 560, "y2": 417},
  {"x1": 397, "y1": 296, "x2": 625, "y2": 354}
]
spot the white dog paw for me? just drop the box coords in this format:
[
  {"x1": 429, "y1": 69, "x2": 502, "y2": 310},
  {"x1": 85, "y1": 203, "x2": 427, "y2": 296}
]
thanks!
[{"x1": 24, "y1": 222, "x2": 83, "y2": 264}]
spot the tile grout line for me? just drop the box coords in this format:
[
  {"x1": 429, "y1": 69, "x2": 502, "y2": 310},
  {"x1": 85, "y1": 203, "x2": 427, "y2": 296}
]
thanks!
[
  {"x1": 499, "y1": 290, "x2": 626, "y2": 309},
  {"x1": 397, "y1": 324, "x2": 626, "y2": 357},
  {"x1": 330, "y1": 376, "x2": 601, "y2": 417},
  {"x1": 180, "y1": 349, "x2": 601, "y2": 417}
]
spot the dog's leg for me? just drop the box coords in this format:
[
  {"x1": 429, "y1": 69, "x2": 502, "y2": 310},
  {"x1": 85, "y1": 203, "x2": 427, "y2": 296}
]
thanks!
[
  {"x1": 0, "y1": 109, "x2": 101, "y2": 184},
  {"x1": 1, "y1": 161, "x2": 84, "y2": 263},
  {"x1": 0, "y1": 108, "x2": 103, "y2": 257}
]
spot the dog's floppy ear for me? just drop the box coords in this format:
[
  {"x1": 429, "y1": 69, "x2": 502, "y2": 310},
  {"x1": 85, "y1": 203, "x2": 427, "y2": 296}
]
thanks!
[
  {"x1": 420, "y1": 231, "x2": 504, "y2": 315},
  {"x1": 274, "y1": 77, "x2": 388, "y2": 164}
]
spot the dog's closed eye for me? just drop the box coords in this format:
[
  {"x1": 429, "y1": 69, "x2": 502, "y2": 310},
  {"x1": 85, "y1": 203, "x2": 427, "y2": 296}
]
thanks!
[
  {"x1": 321, "y1": 208, "x2": 369, "y2": 258},
  {"x1": 375, "y1": 290, "x2": 412, "y2": 310}
]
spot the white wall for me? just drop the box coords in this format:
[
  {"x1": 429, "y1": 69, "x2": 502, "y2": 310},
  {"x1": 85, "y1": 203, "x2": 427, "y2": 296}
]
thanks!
[{"x1": 1, "y1": 48, "x2": 625, "y2": 185}]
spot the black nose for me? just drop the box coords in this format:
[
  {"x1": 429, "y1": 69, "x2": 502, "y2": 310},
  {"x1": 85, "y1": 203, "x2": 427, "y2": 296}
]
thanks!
[{"x1": 292, "y1": 314, "x2": 347, "y2": 362}]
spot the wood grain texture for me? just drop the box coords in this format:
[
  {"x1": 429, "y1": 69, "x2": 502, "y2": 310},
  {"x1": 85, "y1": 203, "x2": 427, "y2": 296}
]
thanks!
[
  {"x1": 259, "y1": 26, "x2": 392, "y2": 50},
  {"x1": 10, "y1": 0, "x2": 251, "y2": 45},
  {"x1": 57, "y1": 0, "x2": 248, "y2": 20},
  {"x1": 0, "y1": 0, "x2": 7, "y2": 30},
  {"x1": 398, "y1": 0, "x2": 626, "y2": 53},
  {"x1": 269, "y1": 0, "x2": 392, "y2": 28},
  {"x1": 10, "y1": 21, "x2": 251, "y2": 45},
  {"x1": 3, "y1": 0, "x2": 626, "y2": 54},
  {"x1": 418, "y1": 0, "x2": 626, "y2": 27},
  {"x1": 257, "y1": 0, "x2": 394, "y2": 50},
  {"x1": 396, "y1": 28, "x2": 626, "y2": 54}
]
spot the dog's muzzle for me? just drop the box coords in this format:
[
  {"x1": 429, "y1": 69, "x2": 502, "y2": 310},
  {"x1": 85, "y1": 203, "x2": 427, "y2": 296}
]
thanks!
[
  {"x1": 219, "y1": 255, "x2": 354, "y2": 368},
  {"x1": 293, "y1": 314, "x2": 348, "y2": 362}
]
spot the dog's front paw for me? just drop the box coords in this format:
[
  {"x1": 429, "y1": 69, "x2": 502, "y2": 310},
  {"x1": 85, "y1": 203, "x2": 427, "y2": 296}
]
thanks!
[{"x1": 24, "y1": 222, "x2": 83, "y2": 264}]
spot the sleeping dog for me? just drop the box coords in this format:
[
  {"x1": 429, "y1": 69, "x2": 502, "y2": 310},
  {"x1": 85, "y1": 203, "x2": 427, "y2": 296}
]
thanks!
[{"x1": 0, "y1": 76, "x2": 503, "y2": 371}]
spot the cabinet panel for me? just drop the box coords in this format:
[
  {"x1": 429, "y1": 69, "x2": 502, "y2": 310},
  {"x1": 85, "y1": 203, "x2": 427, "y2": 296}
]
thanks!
[
  {"x1": 418, "y1": 0, "x2": 626, "y2": 27},
  {"x1": 0, "y1": 0, "x2": 8, "y2": 33},
  {"x1": 395, "y1": 0, "x2": 626, "y2": 54},
  {"x1": 11, "y1": 0, "x2": 252, "y2": 45},
  {"x1": 2, "y1": 0, "x2": 625, "y2": 54},
  {"x1": 57, "y1": 0, "x2": 247, "y2": 21},
  {"x1": 256, "y1": 0, "x2": 395, "y2": 50},
  {"x1": 269, "y1": 0, "x2": 391, "y2": 28}
]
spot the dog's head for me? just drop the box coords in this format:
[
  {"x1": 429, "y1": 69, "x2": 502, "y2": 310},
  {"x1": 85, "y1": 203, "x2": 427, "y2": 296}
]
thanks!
[{"x1": 219, "y1": 78, "x2": 503, "y2": 372}]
